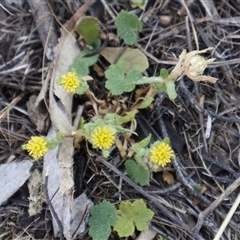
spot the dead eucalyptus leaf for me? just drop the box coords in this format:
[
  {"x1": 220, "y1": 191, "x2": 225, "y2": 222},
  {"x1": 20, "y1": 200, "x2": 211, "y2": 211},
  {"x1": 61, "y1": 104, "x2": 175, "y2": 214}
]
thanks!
[
  {"x1": 44, "y1": 123, "x2": 91, "y2": 239},
  {"x1": 45, "y1": 25, "x2": 83, "y2": 234},
  {"x1": 49, "y1": 28, "x2": 80, "y2": 133},
  {"x1": 0, "y1": 160, "x2": 33, "y2": 205}
]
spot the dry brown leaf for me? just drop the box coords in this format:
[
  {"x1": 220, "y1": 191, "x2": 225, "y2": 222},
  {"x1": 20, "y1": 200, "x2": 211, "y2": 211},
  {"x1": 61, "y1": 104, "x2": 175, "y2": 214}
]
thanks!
[
  {"x1": 162, "y1": 171, "x2": 175, "y2": 185},
  {"x1": 131, "y1": 85, "x2": 156, "y2": 110},
  {"x1": 115, "y1": 137, "x2": 127, "y2": 158},
  {"x1": 135, "y1": 87, "x2": 150, "y2": 99}
]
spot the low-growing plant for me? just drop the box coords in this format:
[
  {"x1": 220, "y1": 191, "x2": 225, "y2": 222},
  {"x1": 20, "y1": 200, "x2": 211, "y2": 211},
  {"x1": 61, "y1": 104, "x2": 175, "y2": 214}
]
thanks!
[
  {"x1": 125, "y1": 135, "x2": 175, "y2": 186},
  {"x1": 22, "y1": 8, "x2": 219, "y2": 240},
  {"x1": 88, "y1": 199, "x2": 154, "y2": 240}
]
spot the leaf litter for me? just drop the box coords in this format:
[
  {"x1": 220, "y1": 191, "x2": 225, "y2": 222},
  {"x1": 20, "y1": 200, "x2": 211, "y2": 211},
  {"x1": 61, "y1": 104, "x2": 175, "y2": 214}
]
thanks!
[{"x1": 1, "y1": 1, "x2": 240, "y2": 240}]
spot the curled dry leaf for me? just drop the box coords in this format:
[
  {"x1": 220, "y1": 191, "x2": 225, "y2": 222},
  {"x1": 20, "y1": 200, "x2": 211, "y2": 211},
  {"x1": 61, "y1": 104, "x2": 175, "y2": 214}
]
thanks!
[{"x1": 85, "y1": 91, "x2": 130, "y2": 117}]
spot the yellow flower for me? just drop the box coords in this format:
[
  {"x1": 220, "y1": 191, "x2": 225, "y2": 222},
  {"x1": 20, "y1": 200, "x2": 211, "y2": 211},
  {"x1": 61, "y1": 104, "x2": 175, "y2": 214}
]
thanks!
[
  {"x1": 26, "y1": 136, "x2": 48, "y2": 159},
  {"x1": 149, "y1": 142, "x2": 174, "y2": 167},
  {"x1": 59, "y1": 71, "x2": 80, "y2": 93},
  {"x1": 91, "y1": 126, "x2": 115, "y2": 150}
]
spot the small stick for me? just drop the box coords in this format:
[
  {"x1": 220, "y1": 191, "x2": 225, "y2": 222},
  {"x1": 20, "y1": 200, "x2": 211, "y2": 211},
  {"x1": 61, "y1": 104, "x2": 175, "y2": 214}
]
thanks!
[{"x1": 0, "y1": 3, "x2": 13, "y2": 15}]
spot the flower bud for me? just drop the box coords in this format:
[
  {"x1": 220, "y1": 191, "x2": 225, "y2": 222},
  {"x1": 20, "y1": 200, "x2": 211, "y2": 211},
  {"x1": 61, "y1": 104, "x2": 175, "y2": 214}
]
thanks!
[{"x1": 188, "y1": 55, "x2": 207, "y2": 77}]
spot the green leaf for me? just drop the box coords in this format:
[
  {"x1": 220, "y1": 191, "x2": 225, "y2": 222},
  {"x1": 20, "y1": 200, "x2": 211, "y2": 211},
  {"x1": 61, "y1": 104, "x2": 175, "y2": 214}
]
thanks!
[
  {"x1": 82, "y1": 118, "x2": 104, "y2": 141},
  {"x1": 105, "y1": 65, "x2": 142, "y2": 95},
  {"x1": 125, "y1": 160, "x2": 150, "y2": 186},
  {"x1": 68, "y1": 58, "x2": 89, "y2": 77},
  {"x1": 114, "y1": 199, "x2": 154, "y2": 237},
  {"x1": 115, "y1": 10, "x2": 142, "y2": 45},
  {"x1": 47, "y1": 133, "x2": 65, "y2": 150},
  {"x1": 75, "y1": 17, "x2": 100, "y2": 44},
  {"x1": 135, "y1": 148, "x2": 148, "y2": 162},
  {"x1": 75, "y1": 78, "x2": 89, "y2": 95},
  {"x1": 130, "y1": 0, "x2": 146, "y2": 9},
  {"x1": 102, "y1": 149, "x2": 110, "y2": 158},
  {"x1": 114, "y1": 217, "x2": 134, "y2": 237},
  {"x1": 131, "y1": 199, "x2": 154, "y2": 230},
  {"x1": 148, "y1": 77, "x2": 177, "y2": 100},
  {"x1": 160, "y1": 68, "x2": 169, "y2": 79},
  {"x1": 161, "y1": 137, "x2": 170, "y2": 145},
  {"x1": 193, "y1": 184, "x2": 204, "y2": 193},
  {"x1": 133, "y1": 76, "x2": 165, "y2": 85},
  {"x1": 78, "y1": 117, "x2": 85, "y2": 130},
  {"x1": 165, "y1": 81, "x2": 177, "y2": 100},
  {"x1": 101, "y1": 47, "x2": 149, "y2": 73},
  {"x1": 115, "y1": 126, "x2": 137, "y2": 135},
  {"x1": 21, "y1": 144, "x2": 27, "y2": 150},
  {"x1": 79, "y1": 39, "x2": 101, "y2": 66},
  {"x1": 152, "y1": 82, "x2": 167, "y2": 92},
  {"x1": 104, "y1": 112, "x2": 136, "y2": 125},
  {"x1": 131, "y1": 135, "x2": 151, "y2": 151},
  {"x1": 158, "y1": 235, "x2": 167, "y2": 240},
  {"x1": 89, "y1": 200, "x2": 117, "y2": 240},
  {"x1": 138, "y1": 96, "x2": 154, "y2": 109},
  {"x1": 105, "y1": 65, "x2": 125, "y2": 95},
  {"x1": 125, "y1": 70, "x2": 143, "y2": 90}
]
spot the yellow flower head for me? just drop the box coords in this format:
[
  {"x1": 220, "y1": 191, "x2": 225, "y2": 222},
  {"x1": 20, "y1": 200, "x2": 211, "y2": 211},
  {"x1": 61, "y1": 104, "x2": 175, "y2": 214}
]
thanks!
[
  {"x1": 26, "y1": 136, "x2": 48, "y2": 159},
  {"x1": 91, "y1": 126, "x2": 115, "y2": 150},
  {"x1": 149, "y1": 142, "x2": 174, "y2": 167},
  {"x1": 59, "y1": 71, "x2": 80, "y2": 93}
]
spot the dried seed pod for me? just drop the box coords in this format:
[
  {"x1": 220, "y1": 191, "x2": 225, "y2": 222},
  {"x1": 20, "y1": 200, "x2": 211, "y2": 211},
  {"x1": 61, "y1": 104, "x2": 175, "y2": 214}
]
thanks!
[{"x1": 188, "y1": 55, "x2": 208, "y2": 77}]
